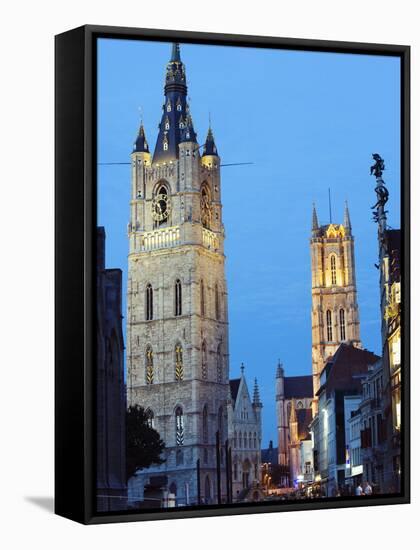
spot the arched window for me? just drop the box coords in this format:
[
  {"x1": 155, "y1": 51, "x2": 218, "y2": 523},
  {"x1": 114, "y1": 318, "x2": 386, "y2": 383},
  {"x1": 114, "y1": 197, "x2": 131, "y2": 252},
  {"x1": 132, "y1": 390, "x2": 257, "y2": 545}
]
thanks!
[
  {"x1": 177, "y1": 104, "x2": 182, "y2": 112},
  {"x1": 203, "y1": 405, "x2": 208, "y2": 444},
  {"x1": 201, "y1": 186, "x2": 211, "y2": 229},
  {"x1": 253, "y1": 432, "x2": 257, "y2": 449},
  {"x1": 331, "y1": 255, "x2": 337, "y2": 285},
  {"x1": 145, "y1": 284, "x2": 153, "y2": 320},
  {"x1": 145, "y1": 408, "x2": 154, "y2": 428},
  {"x1": 233, "y1": 461, "x2": 238, "y2": 480},
  {"x1": 248, "y1": 432, "x2": 252, "y2": 449},
  {"x1": 234, "y1": 431, "x2": 237, "y2": 448},
  {"x1": 145, "y1": 346, "x2": 154, "y2": 385},
  {"x1": 175, "y1": 343, "x2": 184, "y2": 381},
  {"x1": 175, "y1": 279, "x2": 182, "y2": 316},
  {"x1": 287, "y1": 402, "x2": 292, "y2": 420},
  {"x1": 201, "y1": 341, "x2": 207, "y2": 380},
  {"x1": 297, "y1": 401, "x2": 303, "y2": 409},
  {"x1": 340, "y1": 308, "x2": 346, "y2": 341},
  {"x1": 215, "y1": 283, "x2": 220, "y2": 320},
  {"x1": 216, "y1": 343, "x2": 222, "y2": 383},
  {"x1": 175, "y1": 407, "x2": 184, "y2": 446},
  {"x1": 163, "y1": 139, "x2": 168, "y2": 151},
  {"x1": 200, "y1": 279, "x2": 205, "y2": 317},
  {"x1": 239, "y1": 432, "x2": 242, "y2": 448},
  {"x1": 244, "y1": 433, "x2": 248, "y2": 448},
  {"x1": 326, "y1": 309, "x2": 333, "y2": 341}
]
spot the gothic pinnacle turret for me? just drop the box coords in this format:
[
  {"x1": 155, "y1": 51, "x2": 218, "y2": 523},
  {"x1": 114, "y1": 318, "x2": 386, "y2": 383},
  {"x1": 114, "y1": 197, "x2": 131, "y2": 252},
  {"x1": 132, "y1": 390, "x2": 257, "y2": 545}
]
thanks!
[
  {"x1": 253, "y1": 378, "x2": 262, "y2": 407},
  {"x1": 133, "y1": 122, "x2": 150, "y2": 153},
  {"x1": 202, "y1": 126, "x2": 218, "y2": 157},
  {"x1": 344, "y1": 200, "x2": 352, "y2": 233},
  {"x1": 312, "y1": 203, "x2": 319, "y2": 232}
]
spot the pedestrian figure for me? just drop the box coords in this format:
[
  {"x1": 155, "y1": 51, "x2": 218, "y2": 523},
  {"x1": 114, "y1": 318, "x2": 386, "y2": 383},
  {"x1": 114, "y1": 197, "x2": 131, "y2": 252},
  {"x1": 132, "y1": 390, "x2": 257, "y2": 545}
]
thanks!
[
  {"x1": 364, "y1": 481, "x2": 373, "y2": 496},
  {"x1": 355, "y1": 483, "x2": 364, "y2": 496}
]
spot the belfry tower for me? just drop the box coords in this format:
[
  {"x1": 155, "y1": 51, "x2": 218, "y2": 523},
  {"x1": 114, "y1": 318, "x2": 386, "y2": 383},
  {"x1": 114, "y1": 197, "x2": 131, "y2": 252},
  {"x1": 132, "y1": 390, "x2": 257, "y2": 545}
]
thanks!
[
  {"x1": 310, "y1": 202, "x2": 361, "y2": 413},
  {"x1": 126, "y1": 44, "x2": 229, "y2": 506}
]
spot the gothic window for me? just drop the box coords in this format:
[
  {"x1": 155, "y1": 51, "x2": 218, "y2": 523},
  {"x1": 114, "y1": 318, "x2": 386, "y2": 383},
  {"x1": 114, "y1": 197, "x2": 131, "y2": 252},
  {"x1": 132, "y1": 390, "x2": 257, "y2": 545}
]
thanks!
[
  {"x1": 175, "y1": 279, "x2": 182, "y2": 316},
  {"x1": 145, "y1": 346, "x2": 154, "y2": 385},
  {"x1": 145, "y1": 284, "x2": 153, "y2": 320},
  {"x1": 166, "y1": 100, "x2": 172, "y2": 112},
  {"x1": 326, "y1": 309, "x2": 333, "y2": 341},
  {"x1": 215, "y1": 284, "x2": 220, "y2": 320},
  {"x1": 145, "y1": 408, "x2": 155, "y2": 428},
  {"x1": 244, "y1": 433, "x2": 248, "y2": 448},
  {"x1": 234, "y1": 431, "x2": 237, "y2": 448},
  {"x1": 331, "y1": 255, "x2": 337, "y2": 285},
  {"x1": 340, "y1": 308, "x2": 346, "y2": 341},
  {"x1": 163, "y1": 140, "x2": 168, "y2": 151},
  {"x1": 203, "y1": 405, "x2": 208, "y2": 444},
  {"x1": 253, "y1": 432, "x2": 257, "y2": 449},
  {"x1": 177, "y1": 103, "x2": 182, "y2": 112},
  {"x1": 239, "y1": 432, "x2": 242, "y2": 448},
  {"x1": 297, "y1": 401, "x2": 303, "y2": 409},
  {"x1": 249, "y1": 432, "x2": 252, "y2": 448},
  {"x1": 287, "y1": 402, "x2": 292, "y2": 420},
  {"x1": 201, "y1": 341, "x2": 207, "y2": 380},
  {"x1": 175, "y1": 407, "x2": 184, "y2": 446},
  {"x1": 216, "y1": 343, "x2": 222, "y2": 383},
  {"x1": 175, "y1": 343, "x2": 184, "y2": 381},
  {"x1": 234, "y1": 461, "x2": 238, "y2": 480},
  {"x1": 200, "y1": 279, "x2": 205, "y2": 316}
]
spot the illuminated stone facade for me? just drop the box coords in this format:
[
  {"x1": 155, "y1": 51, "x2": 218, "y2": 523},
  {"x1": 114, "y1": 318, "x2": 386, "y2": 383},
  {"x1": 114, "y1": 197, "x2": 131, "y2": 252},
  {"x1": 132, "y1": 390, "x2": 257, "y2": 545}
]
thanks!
[
  {"x1": 310, "y1": 203, "x2": 361, "y2": 413},
  {"x1": 126, "y1": 44, "x2": 229, "y2": 506}
]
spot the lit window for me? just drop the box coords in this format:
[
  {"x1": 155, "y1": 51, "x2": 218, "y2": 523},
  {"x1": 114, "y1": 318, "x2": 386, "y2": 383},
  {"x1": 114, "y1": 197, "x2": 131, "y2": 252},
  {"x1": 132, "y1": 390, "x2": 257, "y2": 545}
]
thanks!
[
  {"x1": 326, "y1": 309, "x2": 333, "y2": 341},
  {"x1": 145, "y1": 346, "x2": 154, "y2": 384},
  {"x1": 331, "y1": 255, "x2": 337, "y2": 285},
  {"x1": 175, "y1": 343, "x2": 183, "y2": 381},
  {"x1": 175, "y1": 407, "x2": 184, "y2": 446},
  {"x1": 145, "y1": 284, "x2": 153, "y2": 320},
  {"x1": 175, "y1": 279, "x2": 182, "y2": 316},
  {"x1": 163, "y1": 141, "x2": 168, "y2": 151},
  {"x1": 339, "y1": 308, "x2": 346, "y2": 340}
]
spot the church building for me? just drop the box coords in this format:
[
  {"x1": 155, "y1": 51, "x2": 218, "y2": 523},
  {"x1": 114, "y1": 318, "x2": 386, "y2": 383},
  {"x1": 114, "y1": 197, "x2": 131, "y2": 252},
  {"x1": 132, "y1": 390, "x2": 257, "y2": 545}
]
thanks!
[
  {"x1": 126, "y1": 44, "x2": 230, "y2": 506},
  {"x1": 228, "y1": 364, "x2": 263, "y2": 501}
]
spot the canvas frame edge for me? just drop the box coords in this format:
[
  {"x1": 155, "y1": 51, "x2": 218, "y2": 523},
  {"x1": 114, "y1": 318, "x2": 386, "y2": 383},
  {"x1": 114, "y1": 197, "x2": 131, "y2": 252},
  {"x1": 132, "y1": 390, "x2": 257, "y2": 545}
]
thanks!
[{"x1": 54, "y1": 24, "x2": 410, "y2": 525}]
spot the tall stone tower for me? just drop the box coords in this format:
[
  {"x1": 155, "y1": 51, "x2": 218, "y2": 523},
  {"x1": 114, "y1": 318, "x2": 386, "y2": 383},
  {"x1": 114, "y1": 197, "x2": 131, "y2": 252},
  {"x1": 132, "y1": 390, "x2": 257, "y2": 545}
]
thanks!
[
  {"x1": 310, "y1": 202, "x2": 361, "y2": 413},
  {"x1": 126, "y1": 44, "x2": 229, "y2": 506}
]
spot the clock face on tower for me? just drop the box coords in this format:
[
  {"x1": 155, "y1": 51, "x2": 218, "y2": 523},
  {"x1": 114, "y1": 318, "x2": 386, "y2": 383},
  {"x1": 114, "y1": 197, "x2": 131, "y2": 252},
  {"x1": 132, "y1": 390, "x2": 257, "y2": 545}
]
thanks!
[{"x1": 152, "y1": 192, "x2": 170, "y2": 222}]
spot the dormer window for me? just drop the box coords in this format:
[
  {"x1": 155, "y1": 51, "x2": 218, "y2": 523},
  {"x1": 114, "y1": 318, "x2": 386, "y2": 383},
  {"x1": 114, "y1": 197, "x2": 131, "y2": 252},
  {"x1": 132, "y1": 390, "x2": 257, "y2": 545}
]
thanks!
[
  {"x1": 177, "y1": 104, "x2": 182, "y2": 111},
  {"x1": 167, "y1": 100, "x2": 172, "y2": 112},
  {"x1": 165, "y1": 122, "x2": 170, "y2": 130},
  {"x1": 179, "y1": 122, "x2": 184, "y2": 129},
  {"x1": 163, "y1": 142, "x2": 168, "y2": 151}
]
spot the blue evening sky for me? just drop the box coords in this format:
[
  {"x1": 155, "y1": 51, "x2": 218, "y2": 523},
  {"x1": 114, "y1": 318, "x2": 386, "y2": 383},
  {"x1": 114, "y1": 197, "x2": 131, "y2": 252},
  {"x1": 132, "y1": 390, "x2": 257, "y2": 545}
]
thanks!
[{"x1": 97, "y1": 39, "x2": 401, "y2": 446}]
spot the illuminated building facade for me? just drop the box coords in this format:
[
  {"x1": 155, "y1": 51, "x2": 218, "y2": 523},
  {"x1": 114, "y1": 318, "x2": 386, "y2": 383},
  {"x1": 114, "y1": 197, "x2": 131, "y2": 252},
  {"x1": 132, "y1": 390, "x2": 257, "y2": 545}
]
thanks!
[
  {"x1": 126, "y1": 44, "x2": 230, "y2": 506},
  {"x1": 310, "y1": 203, "x2": 362, "y2": 414}
]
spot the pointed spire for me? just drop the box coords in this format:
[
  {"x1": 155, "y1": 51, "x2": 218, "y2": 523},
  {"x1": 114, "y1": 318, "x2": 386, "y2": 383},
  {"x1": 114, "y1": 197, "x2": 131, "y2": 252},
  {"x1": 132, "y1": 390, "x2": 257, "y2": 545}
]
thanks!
[
  {"x1": 133, "y1": 123, "x2": 149, "y2": 153},
  {"x1": 276, "y1": 360, "x2": 284, "y2": 378},
  {"x1": 203, "y1": 126, "x2": 218, "y2": 156},
  {"x1": 312, "y1": 203, "x2": 319, "y2": 232},
  {"x1": 344, "y1": 200, "x2": 352, "y2": 232},
  {"x1": 253, "y1": 378, "x2": 262, "y2": 407},
  {"x1": 180, "y1": 113, "x2": 197, "y2": 144},
  {"x1": 170, "y1": 43, "x2": 181, "y2": 62},
  {"x1": 240, "y1": 362, "x2": 245, "y2": 376}
]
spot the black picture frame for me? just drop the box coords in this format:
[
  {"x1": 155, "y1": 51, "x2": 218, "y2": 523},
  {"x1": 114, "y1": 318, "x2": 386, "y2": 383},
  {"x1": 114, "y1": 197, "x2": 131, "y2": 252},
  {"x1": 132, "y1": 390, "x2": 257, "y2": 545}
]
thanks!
[{"x1": 55, "y1": 24, "x2": 410, "y2": 525}]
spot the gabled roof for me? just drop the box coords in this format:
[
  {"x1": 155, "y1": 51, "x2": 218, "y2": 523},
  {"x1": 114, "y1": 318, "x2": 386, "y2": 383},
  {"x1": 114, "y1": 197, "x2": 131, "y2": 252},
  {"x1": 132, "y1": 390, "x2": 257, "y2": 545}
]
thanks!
[
  {"x1": 319, "y1": 343, "x2": 380, "y2": 398},
  {"x1": 284, "y1": 375, "x2": 313, "y2": 399},
  {"x1": 229, "y1": 378, "x2": 241, "y2": 405}
]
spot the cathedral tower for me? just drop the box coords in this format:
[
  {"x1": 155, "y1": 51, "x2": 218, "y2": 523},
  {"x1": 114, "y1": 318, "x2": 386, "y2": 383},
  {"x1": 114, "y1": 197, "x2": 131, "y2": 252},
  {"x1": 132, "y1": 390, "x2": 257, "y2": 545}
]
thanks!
[
  {"x1": 310, "y1": 202, "x2": 361, "y2": 413},
  {"x1": 127, "y1": 44, "x2": 229, "y2": 506}
]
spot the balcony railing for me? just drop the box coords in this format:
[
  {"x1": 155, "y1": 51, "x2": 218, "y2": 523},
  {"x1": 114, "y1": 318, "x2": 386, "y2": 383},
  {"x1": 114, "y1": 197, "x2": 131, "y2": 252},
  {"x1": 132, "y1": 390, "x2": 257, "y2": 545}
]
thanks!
[
  {"x1": 140, "y1": 226, "x2": 180, "y2": 251},
  {"x1": 202, "y1": 227, "x2": 219, "y2": 251}
]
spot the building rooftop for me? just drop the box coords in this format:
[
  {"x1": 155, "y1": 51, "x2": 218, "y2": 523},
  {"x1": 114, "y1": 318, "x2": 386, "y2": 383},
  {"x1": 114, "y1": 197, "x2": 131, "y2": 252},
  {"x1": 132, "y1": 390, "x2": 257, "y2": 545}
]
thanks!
[{"x1": 284, "y1": 375, "x2": 313, "y2": 399}]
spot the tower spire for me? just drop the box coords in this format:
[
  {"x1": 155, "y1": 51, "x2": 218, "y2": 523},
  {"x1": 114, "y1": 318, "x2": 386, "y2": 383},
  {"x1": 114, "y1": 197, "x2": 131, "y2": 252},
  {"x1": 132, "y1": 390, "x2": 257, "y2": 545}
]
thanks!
[
  {"x1": 276, "y1": 360, "x2": 284, "y2": 378},
  {"x1": 170, "y1": 42, "x2": 181, "y2": 62},
  {"x1": 133, "y1": 121, "x2": 150, "y2": 153},
  {"x1": 344, "y1": 200, "x2": 352, "y2": 232},
  {"x1": 312, "y1": 203, "x2": 319, "y2": 232},
  {"x1": 203, "y1": 125, "x2": 218, "y2": 156}
]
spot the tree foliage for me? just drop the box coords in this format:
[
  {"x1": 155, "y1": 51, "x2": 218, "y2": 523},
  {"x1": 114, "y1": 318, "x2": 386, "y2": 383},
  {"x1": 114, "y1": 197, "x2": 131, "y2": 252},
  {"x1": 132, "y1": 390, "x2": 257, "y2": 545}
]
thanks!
[{"x1": 126, "y1": 404, "x2": 165, "y2": 481}]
